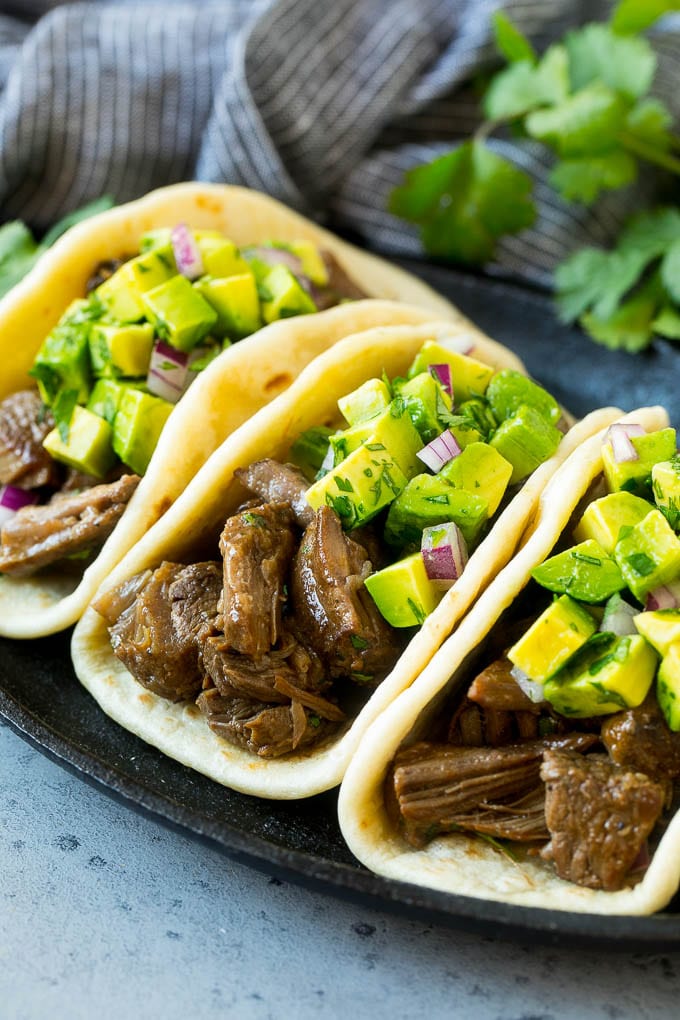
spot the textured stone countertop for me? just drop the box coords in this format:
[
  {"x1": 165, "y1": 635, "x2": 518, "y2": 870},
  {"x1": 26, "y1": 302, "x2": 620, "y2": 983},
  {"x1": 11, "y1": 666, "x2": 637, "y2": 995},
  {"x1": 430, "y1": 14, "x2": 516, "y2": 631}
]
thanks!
[{"x1": 1, "y1": 719, "x2": 679, "y2": 1020}]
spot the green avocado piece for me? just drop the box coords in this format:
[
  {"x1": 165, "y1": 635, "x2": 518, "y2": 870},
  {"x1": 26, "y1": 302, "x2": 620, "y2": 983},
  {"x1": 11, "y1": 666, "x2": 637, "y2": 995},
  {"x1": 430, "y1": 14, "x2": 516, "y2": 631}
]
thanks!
[
  {"x1": 141, "y1": 275, "x2": 217, "y2": 353},
  {"x1": 289, "y1": 426, "x2": 334, "y2": 479},
  {"x1": 508, "y1": 594, "x2": 596, "y2": 683},
  {"x1": 652, "y1": 455, "x2": 680, "y2": 530},
  {"x1": 43, "y1": 405, "x2": 116, "y2": 478},
  {"x1": 88, "y1": 322, "x2": 154, "y2": 378},
  {"x1": 394, "y1": 373, "x2": 453, "y2": 443},
  {"x1": 305, "y1": 443, "x2": 409, "y2": 529},
  {"x1": 328, "y1": 404, "x2": 424, "y2": 479},
  {"x1": 457, "y1": 398, "x2": 497, "y2": 440},
  {"x1": 543, "y1": 633, "x2": 657, "y2": 718},
  {"x1": 86, "y1": 379, "x2": 135, "y2": 426},
  {"x1": 438, "y1": 442, "x2": 513, "y2": 516},
  {"x1": 364, "y1": 551, "x2": 444, "y2": 627},
  {"x1": 408, "y1": 341, "x2": 494, "y2": 403},
  {"x1": 531, "y1": 539, "x2": 625, "y2": 604},
  {"x1": 30, "y1": 321, "x2": 92, "y2": 406},
  {"x1": 96, "y1": 245, "x2": 176, "y2": 323},
  {"x1": 634, "y1": 609, "x2": 680, "y2": 657},
  {"x1": 112, "y1": 389, "x2": 173, "y2": 475},
  {"x1": 602, "y1": 427, "x2": 677, "y2": 496},
  {"x1": 384, "y1": 473, "x2": 488, "y2": 549},
  {"x1": 338, "y1": 378, "x2": 391, "y2": 427},
  {"x1": 489, "y1": 403, "x2": 562, "y2": 484},
  {"x1": 260, "y1": 265, "x2": 317, "y2": 323},
  {"x1": 195, "y1": 273, "x2": 261, "y2": 338},
  {"x1": 614, "y1": 508, "x2": 680, "y2": 602},
  {"x1": 197, "y1": 237, "x2": 250, "y2": 278},
  {"x1": 573, "y1": 491, "x2": 652, "y2": 555},
  {"x1": 486, "y1": 370, "x2": 561, "y2": 425},
  {"x1": 657, "y1": 643, "x2": 680, "y2": 731},
  {"x1": 286, "y1": 240, "x2": 329, "y2": 286}
]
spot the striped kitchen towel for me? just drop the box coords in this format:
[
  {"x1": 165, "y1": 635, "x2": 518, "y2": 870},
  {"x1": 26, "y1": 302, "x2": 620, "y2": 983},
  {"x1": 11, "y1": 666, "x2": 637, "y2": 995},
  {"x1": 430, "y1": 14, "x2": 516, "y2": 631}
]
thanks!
[{"x1": 0, "y1": 0, "x2": 677, "y2": 286}]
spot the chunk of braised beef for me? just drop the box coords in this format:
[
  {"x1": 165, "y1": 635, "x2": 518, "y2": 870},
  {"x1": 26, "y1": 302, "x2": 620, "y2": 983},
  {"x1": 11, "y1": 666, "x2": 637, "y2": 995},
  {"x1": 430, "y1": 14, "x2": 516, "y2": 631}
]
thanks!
[
  {"x1": 235, "y1": 460, "x2": 314, "y2": 528},
  {"x1": 602, "y1": 696, "x2": 680, "y2": 783},
  {"x1": 169, "y1": 561, "x2": 222, "y2": 648},
  {"x1": 0, "y1": 390, "x2": 60, "y2": 489},
  {"x1": 314, "y1": 251, "x2": 368, "y2": 309},
  {"x1": 467, "y1": 657, "x2": 543, "y2": 713},
  {"x1": 0, "y1": 473, "x2": 140, "y2": 575},
  {"x1": 218, "y1": 501, "x2": 296, "y2": 659},
  {"x1": 291, "y1": 506, "x2": 399, "y2": 680},
  {"x1": 541, "y1": 750, "x2": 665, "y2": 891}
]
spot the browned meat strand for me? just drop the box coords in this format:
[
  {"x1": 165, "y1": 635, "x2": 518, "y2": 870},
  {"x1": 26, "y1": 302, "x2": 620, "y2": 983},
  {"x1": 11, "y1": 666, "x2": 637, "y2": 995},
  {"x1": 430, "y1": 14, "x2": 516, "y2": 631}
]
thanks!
[
  {"x1": 315, "y1": 251, "x2": 368, "y2": 309},
  {"x1": 602, "y1": 696, "x2": 680, "y2": 783},
  {"x1": 0, "y1": 473, "x2": 140, "y2": 576},
  {"x1": 541, "y1": 750, "x2": 665, "y2": 891},
  {"x1": 391, "y1": 734, "x2": 597, "y2": 848},
  {"x1": 169, "y1": 561, "x2": 222, "y2": 647},
  {"x1": 235, "y1": 460, "x2": 314, "y2": 528},
  {"x1": 0, "y1": 390, "x2": 60, "y2": 489},
  {"x1": 218, "y1": 502, "x2": 295, "y2": 659},
  {"x1": 467, "y1": 657, "x2": 543, "y2": 712},
  {"x1": 291, "y1": 506, "x2": 399, "y2": 680},
  {"x1": 197, "y1": 688, "x2": 336, "y2": 758}
]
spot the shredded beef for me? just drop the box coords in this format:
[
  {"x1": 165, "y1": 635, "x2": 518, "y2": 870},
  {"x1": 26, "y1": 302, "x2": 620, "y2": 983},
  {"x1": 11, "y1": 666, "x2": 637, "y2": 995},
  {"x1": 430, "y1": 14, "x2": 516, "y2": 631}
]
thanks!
[
  {"x1": 218, "y1": 501, "x2": 295, "y2": 659},
  {"x1": 467, "y1": 657, "x2": 543, "y2": 712},
  {"x1": 169, "y1": 561, "x2": 222, "y2": 649},
  {"x1": 0, "y1": 390, "x2": 60, "y2": 489},
  {"x1": 0, "y1": 473, "x2": 140, "y2": 575},
  {"x1": 541, "y1": 750, "x2": 665, "y2": 891},
  {"x1": 314, "y1": 251, "x2": 368, "y2": 309},
  {"x1": 235, "y1": 460, "x2": 314, "y2": 528},
  {"x1": 291, "y1": 506, "x2": 399, "y2": 680},
  {"x1": 602, "y1": 696, "x2": 680, "y2": 783}
]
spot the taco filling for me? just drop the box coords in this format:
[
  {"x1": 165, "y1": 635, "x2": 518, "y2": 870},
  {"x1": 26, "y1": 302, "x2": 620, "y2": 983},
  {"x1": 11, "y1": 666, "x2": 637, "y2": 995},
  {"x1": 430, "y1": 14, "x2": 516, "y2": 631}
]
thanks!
[
  {"x1": 387, "y1": 423, "x2": 680, "y2": 892},
  {"x1": 92, "y1": 341, "x2": 567, "y2": 759},
  {"x1": 0, "y1": 227, "x2": 365, "y2": 577}
]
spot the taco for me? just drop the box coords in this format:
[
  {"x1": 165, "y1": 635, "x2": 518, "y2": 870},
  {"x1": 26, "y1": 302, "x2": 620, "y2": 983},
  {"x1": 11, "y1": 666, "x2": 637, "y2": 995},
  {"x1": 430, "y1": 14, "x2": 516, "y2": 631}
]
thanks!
[
  {"x1": 0, "y1": 181, "x2": 459, "y2": 639},
  {"x1": 338, "y1": 406, "x2": 680, "y2": 915},
  {"x1": 71, "y1": 320, "x2": 619, "y2": 799}
]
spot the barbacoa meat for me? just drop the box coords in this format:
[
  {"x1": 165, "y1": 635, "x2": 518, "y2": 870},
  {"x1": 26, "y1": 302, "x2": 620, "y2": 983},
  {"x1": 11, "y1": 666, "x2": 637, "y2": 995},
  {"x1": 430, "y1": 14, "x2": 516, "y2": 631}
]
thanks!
[
  {"x1": 541, "y1": 750, "x2": 665, "y2": 891},
  {"x1": 169, "y1": 561, "x2": 222, "y2": 648},
  {"x1": 0, "y1": 473, "x2": 140, "y2": 575},
  {"x1": 601, "y1": 696, "x2": 680, "y2": 783},
  {"x1": 235, "y1": 460, "x2": 314, "y2": 528},
  {"x1": 315, "y1": 251, "x2": 368, "y2": 310},
  {"x1": 291, "y1": 505, "x2": 399, "y2": 680},
  {"x1": 0, "y1": 390, "x2": 59, "y2": 489}
]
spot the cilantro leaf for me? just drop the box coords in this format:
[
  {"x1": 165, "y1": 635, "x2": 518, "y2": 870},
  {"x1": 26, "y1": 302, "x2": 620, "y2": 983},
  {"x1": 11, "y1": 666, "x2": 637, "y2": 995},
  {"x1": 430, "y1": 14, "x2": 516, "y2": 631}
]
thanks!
[
  {"x1": 580, "y1": 289, "x2": 659, "y2": 353},
  {"x1": 52, "y1": 388, "x2": 79, "y2": 443},
  {"x1": 611, "y1": 0, "x2": 680, "y2": 35},
  {"x1": 624, "y1": 98, "x2": 675, "y2": 152},
  {"x1": 550, "y1": 150, "x2": 637, "y2": 203},
  {"x1": 389, "y1": 141, "x2": 535, "y2": 265},
  {"x1": 555, "y1": 247, "x2": 649, "y2": 322},
  {"x1": 565, "y1": 24, "x2": 656, "y2": 100},
  {"x1": 484, "y1": 45, "x2": 568, "y2": 120},
  {"x1": 653, "y1": 306, "x2": 680, "y2": 339},
  {"x1": 526, "y1": 82, "x2": 626, "y2": 156},
  {"x1": 661, "y1": 240, "x2": 680, "y2": 303},
  {"x1": 491, "y1": 11, "x2": 535, "y2": 63}
]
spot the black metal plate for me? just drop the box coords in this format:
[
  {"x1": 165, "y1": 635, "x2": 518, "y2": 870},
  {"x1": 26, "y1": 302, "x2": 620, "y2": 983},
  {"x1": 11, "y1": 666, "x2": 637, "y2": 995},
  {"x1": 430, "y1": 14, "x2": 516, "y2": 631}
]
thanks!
[{"x1": 2, "y1": 263, "x2": 680, "y2": 951}]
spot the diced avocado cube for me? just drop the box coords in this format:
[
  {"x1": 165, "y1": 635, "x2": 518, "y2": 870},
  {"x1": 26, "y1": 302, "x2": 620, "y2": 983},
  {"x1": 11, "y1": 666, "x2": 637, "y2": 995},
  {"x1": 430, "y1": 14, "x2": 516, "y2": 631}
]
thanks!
[
  {"x1": 573, "y1": 491, "x2": 652, "y2": 555},
  {"x1": 87, "y1": 379, "x2": 132, "y2": 426},
  {"x1": 364, "y1": 552, "x2": 444, "y2": 627},
  {"x1": 329, "y1": 405, "x2": 423, "y2": 479},
  {"x1": 195, "y1": 274, "x2": 261, "y2": 338},
  {"x1": 196, "y1": 236, "x2": 250, "y2": 278},
  {"x1": 289, "y1": 426, "x2": 334, "y2": 479},
  {"x1": 449, "y1": 419, "x2": 483, "y2": 451},
  {"x1": 457, "y1": 398, "x2": 497, "y2": 440},
  {"x1": 384, "y1": 473, "x2": 488, "y2": 549},
  {"x1": 96, "y1": 245, "x2": 176, "y2": 322},
  {"x1": 286, "y1": 240, "x2": 329, "y2": 286},
  {"x1": 614, "y1": 508, "x2": 680, "y2": 602},
  {"x1": 489, "y1": 404, "x2": 561, "y2": 484},
  {"x1": 338, "y1": 378, "x2": 391, "y2": 426},
  {"x1": 652, "y1": 456, "x2": 680, "y2": 530},
  {"x1": 408, "y1": 341, "x2": 494, "y2": 403},
  {"x1": 438, "y1": 442, "x2": 513, "y2": 517},
  {"x1": 139, "y1": 228, "x2": 172, "y2": 251},
  {"x1": 89, "y1": 322, "x2": 154, "y2": 378},
  {"x1": 30, "y1": 321, "x2": 92, "y2": 405},
  {"x1": 141, "y1": 275, "x2": 217, "y2": 353},
  {"x1": 544, "y1": 633, "x2": 657, "y2": 717},
  {"x1": 260, "y1": 265, "x2": 316, "y2": 323},
  {"x1": 486, "y1": 370, "x2": 560, "y2": 426},
  {"x1": 508, "y1": 594, "x2": 596, "y2": 683},
  {"x1": 602, "y1": 427, "x2": 677, "y2": 496},
  {"x1": 394, "y1": 373, "x2": 453, "y2": 443},
  {"x1": 43, "y1": 405, "x2": 116, "y2": 478},
  {"x1": 305, "y1": 443, "x2": 409, "y2": 529},
  {"x1": 657, "y1": 643, "x2": 680, "y2": 731},
  {"x1": 531, "y1": 539, "x2": 625, "y2": 604},
  {"x1": 112, "y1": 389, "x2": 173, "y2": 475},
  {"x1": 634, "y1": 609, "x2": 680, "y2": 657}
]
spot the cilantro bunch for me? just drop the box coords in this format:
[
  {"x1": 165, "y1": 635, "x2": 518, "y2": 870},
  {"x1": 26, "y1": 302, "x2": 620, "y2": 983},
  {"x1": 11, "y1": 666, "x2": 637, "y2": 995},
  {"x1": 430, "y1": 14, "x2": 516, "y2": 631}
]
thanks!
[{"x1": 390, "y1": 0, "x2": 680, "y2": 352}]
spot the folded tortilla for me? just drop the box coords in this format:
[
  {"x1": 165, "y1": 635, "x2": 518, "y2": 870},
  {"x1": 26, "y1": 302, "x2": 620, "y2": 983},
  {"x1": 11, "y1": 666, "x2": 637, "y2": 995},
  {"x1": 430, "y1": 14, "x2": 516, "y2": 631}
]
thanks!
[
  {"x1": 71, "y1": 319, "x2": 620, "y2": 800},
  {"x1": 0, "y1": 181, "x2": 463, "y2": 639},
  {"x1": 337, "y1": 406, "x2": 680, "y2": 916}
]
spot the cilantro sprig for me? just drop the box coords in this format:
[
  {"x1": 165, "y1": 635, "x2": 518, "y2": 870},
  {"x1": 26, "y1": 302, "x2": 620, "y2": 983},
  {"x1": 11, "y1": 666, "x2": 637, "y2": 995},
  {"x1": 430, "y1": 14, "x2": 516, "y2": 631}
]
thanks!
[{"x1": 389, "y1": 0, "x2": 680, "y2": 352}]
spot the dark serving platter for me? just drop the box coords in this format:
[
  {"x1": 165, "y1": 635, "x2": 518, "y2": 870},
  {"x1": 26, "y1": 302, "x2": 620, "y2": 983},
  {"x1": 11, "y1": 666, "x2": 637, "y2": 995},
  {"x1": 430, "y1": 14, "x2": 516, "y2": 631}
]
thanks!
[{"x1": 2, "y1": 263, "x2": 680, "y2": 951}]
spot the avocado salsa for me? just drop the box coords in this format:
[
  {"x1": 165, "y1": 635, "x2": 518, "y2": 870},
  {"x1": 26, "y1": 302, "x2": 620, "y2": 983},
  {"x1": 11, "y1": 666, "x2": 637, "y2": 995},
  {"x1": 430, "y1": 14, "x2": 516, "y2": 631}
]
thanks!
[
  {"x1": 0, "y1": 228, "x2": 363, "y2": 577},
  {"x1": 94, "y1": 341, "x2": 567, "y2": 759},
  {"x1": 388, "y1": 423, "x2": 680, "y2": 892}
]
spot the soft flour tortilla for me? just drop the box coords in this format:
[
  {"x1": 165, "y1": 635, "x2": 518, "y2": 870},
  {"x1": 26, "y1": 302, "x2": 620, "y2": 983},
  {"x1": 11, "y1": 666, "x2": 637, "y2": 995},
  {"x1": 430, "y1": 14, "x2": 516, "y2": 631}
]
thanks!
[
  {"x1": 72, "y1": 319, "x2": 619, "y2": 800},
  {"x1": 0, "y1": 182, "x2": 463, "y2": 639},
  {"x1": 337, "y1": 406, "x2": 680, "y2": 916}
]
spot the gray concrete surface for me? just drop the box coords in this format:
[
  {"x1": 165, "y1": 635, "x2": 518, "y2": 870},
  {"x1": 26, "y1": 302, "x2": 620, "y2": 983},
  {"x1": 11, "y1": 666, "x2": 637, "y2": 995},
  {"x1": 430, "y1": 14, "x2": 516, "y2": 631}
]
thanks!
[{"x1": 1, "y1": 717, "x2": 679, "y2": 1020}]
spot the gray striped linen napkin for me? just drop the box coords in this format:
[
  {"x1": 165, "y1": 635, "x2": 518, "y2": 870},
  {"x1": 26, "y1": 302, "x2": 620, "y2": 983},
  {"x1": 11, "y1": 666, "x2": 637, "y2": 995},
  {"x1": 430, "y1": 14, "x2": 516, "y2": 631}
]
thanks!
[{"x1": 0, "y1": 0, "x2": 677, "y2": 287}]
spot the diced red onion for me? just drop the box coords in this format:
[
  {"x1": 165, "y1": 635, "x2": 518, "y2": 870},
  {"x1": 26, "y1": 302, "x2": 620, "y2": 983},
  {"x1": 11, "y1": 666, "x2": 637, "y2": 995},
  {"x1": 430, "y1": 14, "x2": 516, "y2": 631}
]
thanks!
[
  {"x1": 439, "y1": 334, "x2": 474, "y2": 356},
  {"x1": 421, "y1": 522, "x2": 468, "y2": 589},
  {"x1": 600, "y1": 597, "x2": 638, "y2": 636},
  {"x1": 606, "y1": 423, "x2": 645, "y2": 464},
  {"x1": 319, "y1": 442, "x2": 335, "y2": 474},
  {"x1": 0, "y1": 484, "x2": 39, "y2": 527},
  {"x1": 416, "y1": 429, "x2": 461, "y2": 473},
  {"x1": 247, "y1": 245, "x2": 304, "y2": 274},
  {"x1": 429, "y1": 363, "x2": 453, "y2": 400},
  {"x1": 147, "y1": 340, "x2": 189, "y2": 403},
  {"x1": 171, "y1": 223, "x2": 204, "y2": 280},
  {"x1": 645, "y1": 581, "x2": 680, "y2": 611},
  {"x1": 510, "y1": 665, "x2": 545, "y2": 704}
]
